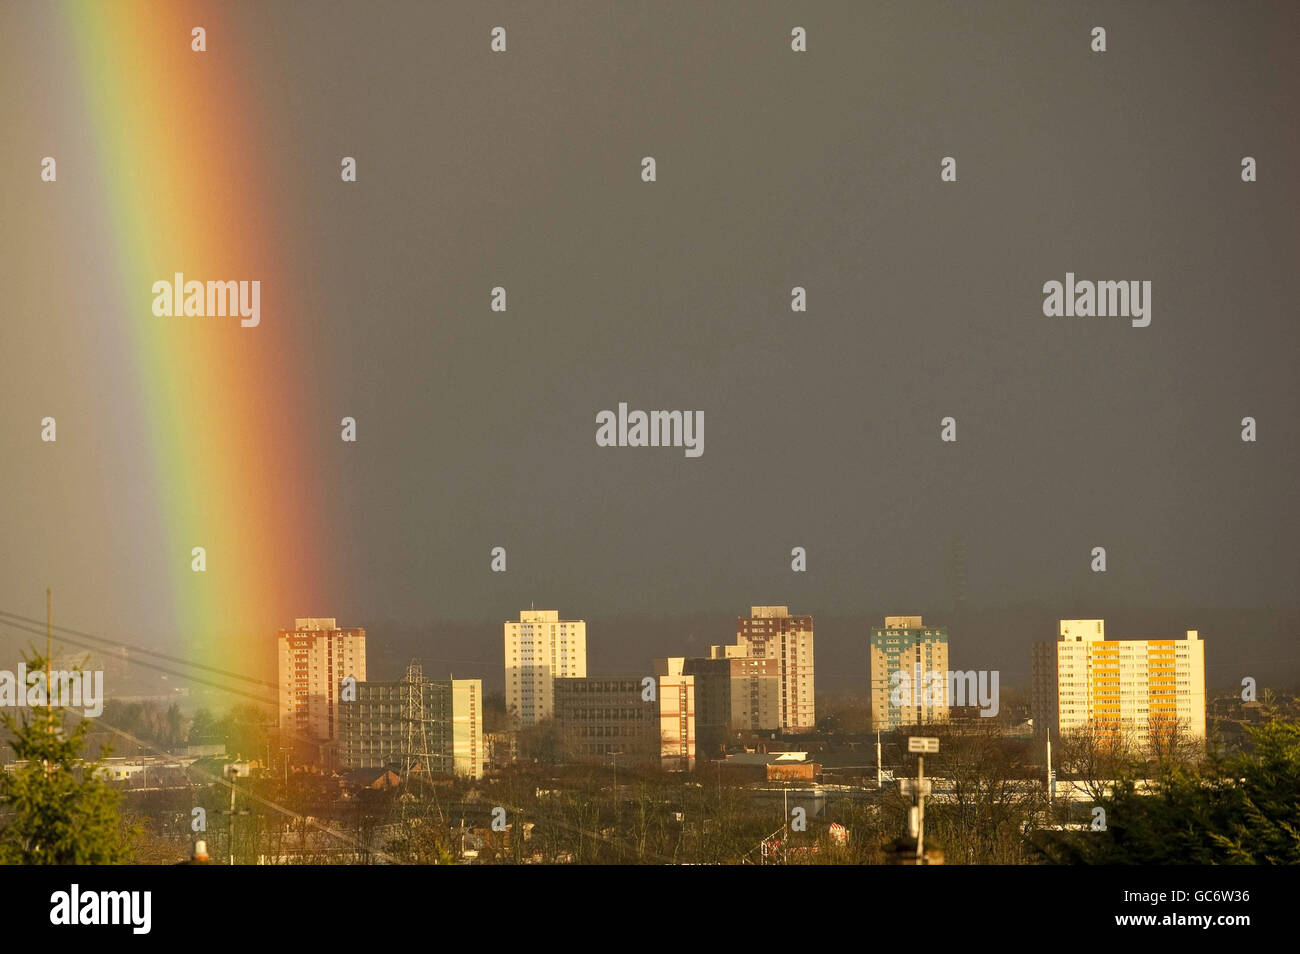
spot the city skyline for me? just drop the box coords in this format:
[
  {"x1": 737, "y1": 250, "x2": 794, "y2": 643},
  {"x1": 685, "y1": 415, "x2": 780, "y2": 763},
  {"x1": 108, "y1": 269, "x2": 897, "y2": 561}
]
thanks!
[
  {"x1": 4, "y1": 1, "x2": 1298, "y2": 672},
  {"x1": 0, "y1": 0, "x2": 1295, "y2": 907}
]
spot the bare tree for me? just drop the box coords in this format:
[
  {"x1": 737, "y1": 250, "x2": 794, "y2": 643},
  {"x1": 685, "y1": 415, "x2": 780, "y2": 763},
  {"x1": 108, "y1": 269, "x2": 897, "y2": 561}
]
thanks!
[{"x1": 1056, "y1": 724, "x2": 1142, "y2": 801}]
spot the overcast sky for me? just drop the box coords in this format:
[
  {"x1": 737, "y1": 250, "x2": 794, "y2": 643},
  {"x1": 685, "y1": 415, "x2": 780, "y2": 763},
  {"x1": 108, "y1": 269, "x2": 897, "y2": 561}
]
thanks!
[{"x1": 2, "y1": 2, "x2": 1296, "y2": 692}]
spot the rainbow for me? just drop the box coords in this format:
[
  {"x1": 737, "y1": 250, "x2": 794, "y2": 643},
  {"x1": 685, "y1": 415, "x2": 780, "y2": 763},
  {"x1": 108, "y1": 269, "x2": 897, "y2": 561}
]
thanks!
[{"x1": 65, "y1": 3, "x2": 322, "y2": 686}]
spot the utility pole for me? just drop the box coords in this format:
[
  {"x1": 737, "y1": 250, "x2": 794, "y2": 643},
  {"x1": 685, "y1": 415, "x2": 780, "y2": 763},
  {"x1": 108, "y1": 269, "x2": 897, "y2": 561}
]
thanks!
[
  {"x1": 903, "y1": 736, "x2": 939, "y2": 864},
  {"x1": 876, "y1": 730, "x2": 882, "y2": 788},
  {"x1": 782, "y1": 785, "x2": 790, "y2": 865},
  {"x1": 914, "y1": 754, "x2": 925, "y2": 862},
  {"x1": 228, "y1": 768, "x2": 238, "y2": 865},
  {"x1": 45, "y1": 588, "x2": 52, "y2": 692},
  {"x1": 44, "y1": 588, "x2": 53, "y2": 778},
  {"x1": 1046, "y1": 734, "x2": 1055, "y2": 804},
  {"x1": 222, "y1": 762, "x2": 250, "y2": 865},
  {"x1": 611, "y1": 752, "x2": 619, "y2": 824}
]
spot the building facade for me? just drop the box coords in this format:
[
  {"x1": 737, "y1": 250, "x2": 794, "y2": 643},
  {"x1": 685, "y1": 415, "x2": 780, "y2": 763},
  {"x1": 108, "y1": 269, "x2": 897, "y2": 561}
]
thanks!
[
  {"x1": 709, "y1": 651, "x2": 780, "y2": 732},
  {"x1": 658, "y1": 673, "x2": 697, "y2": 771},
  {"x1": 1032, "y1": 619, "x2": 1207, "y2": 753},
  {"x1": 711, "y1": 606, "x2": 815, "y2": 732},
  {"x1": 868, "y1": 616, "x2": 949, "y2": 730},
  {"x1": 553, "y1": 677, "x2": 658, "y2": 763},
  {"x1": 338, "y1": 671, "x2": 484, "y2": 779},
  {"x1": 450, "y1": 678, "x2": 484, "y2": 778},
  {"x1": 659, "y1": 656, "x2": 731, "y2": 755},
  {"x1": 504, "y1": 609, "x2": 586, "y2": 727},
  {"x1": 553, "y1": 675, "x2": 696, "y2": 770},
  {"x1": 277, "y1": 618, "x2": 367, "y2": 743}
]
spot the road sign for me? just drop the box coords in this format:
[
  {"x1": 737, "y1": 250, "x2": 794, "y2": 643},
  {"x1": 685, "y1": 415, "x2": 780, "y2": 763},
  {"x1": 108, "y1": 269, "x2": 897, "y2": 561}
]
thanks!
[
  {"x1": 899, "y1": 778, "x2": 932, "y2": 797},
  {"x1": 908, "y1": 736, "x2": 939, "y2": 754}
]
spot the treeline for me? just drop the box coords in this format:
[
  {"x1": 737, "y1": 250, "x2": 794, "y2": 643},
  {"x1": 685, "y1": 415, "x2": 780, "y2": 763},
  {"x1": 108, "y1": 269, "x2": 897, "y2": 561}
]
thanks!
[
  {"x1": 1034, "y1": 721, "x2": 1300, "y2": 864},
  {"x1": 98, "y1": 700, "x2": 271, "y2": 759}
]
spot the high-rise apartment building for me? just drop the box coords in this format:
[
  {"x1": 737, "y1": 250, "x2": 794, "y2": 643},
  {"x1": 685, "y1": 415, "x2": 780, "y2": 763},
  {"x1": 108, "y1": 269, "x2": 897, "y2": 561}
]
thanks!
[
  {"x1": 658, "y1": 673, "x2": 696, "y2": 771},
  {"x1": 707, "y1": 649, "x2": 780, "y2": 732},
  {"x1": 450, "y1": 678, "x2": 485, "y2": 778},
  {"x1": 552, "y1": 675, "x2": 696, "y2": 770},
  {"x1": 657, "y1": 656, "x2": 731, "y2": 755},
  {"x1": 868, "y1": 616, "x2": 949, "y2": 730},
  {"x1": 504, "y1": 609, "x2": 586, "y2": 727},
  {"x1": 338, "y1": 671, "x2": 484, "y2": 779},
  {"x1": 277, "y1": 618, "x2": 367, "y2": 743},
  {"x1": 711, "y1": 606, "x2": 815, "y2": 732},
  {"x1": 1032, "y1": 619, "x2": 1206, "y2": 752},
  {"x1": 553, "y1": 677, "x2": 656, "y2": 762}
]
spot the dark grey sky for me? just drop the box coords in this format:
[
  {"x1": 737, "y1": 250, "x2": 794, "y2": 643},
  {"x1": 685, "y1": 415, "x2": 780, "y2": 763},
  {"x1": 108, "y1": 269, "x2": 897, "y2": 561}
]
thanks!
[
  {"x1": 3, "y1": 1, "x2": 1297, "y2": 692},
  {"x1": 313, "y1": 0, "x2": 1300, "y2": 614}
]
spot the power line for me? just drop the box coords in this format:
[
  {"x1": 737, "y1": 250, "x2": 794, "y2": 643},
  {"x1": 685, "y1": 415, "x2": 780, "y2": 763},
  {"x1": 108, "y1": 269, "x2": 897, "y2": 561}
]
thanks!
[
  {"x1": 0, "y1": 616, "x2": 336, "y2": 754},
  {"x1": 0, "y1": 609, "x2": 279, "y2": 690},
  {"x1": 96, "y1": 714, "x2": 659, "y2": 863},
  {"x1": 87, "y1": 717, "x2": 402, "y2": 865},
  {"x1": 0, "y1": 614, "x2": 278, "y2": 709}
]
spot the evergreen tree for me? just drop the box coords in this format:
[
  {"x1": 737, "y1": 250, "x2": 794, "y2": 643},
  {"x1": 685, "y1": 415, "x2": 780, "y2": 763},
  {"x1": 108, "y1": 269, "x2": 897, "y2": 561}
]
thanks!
[
  {"x1": 1035, "y1": 721, "x2": 1300, "y2": 864},
  {"x1": 0, "y1": 654, "x2": 136, "y2": 864}
]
